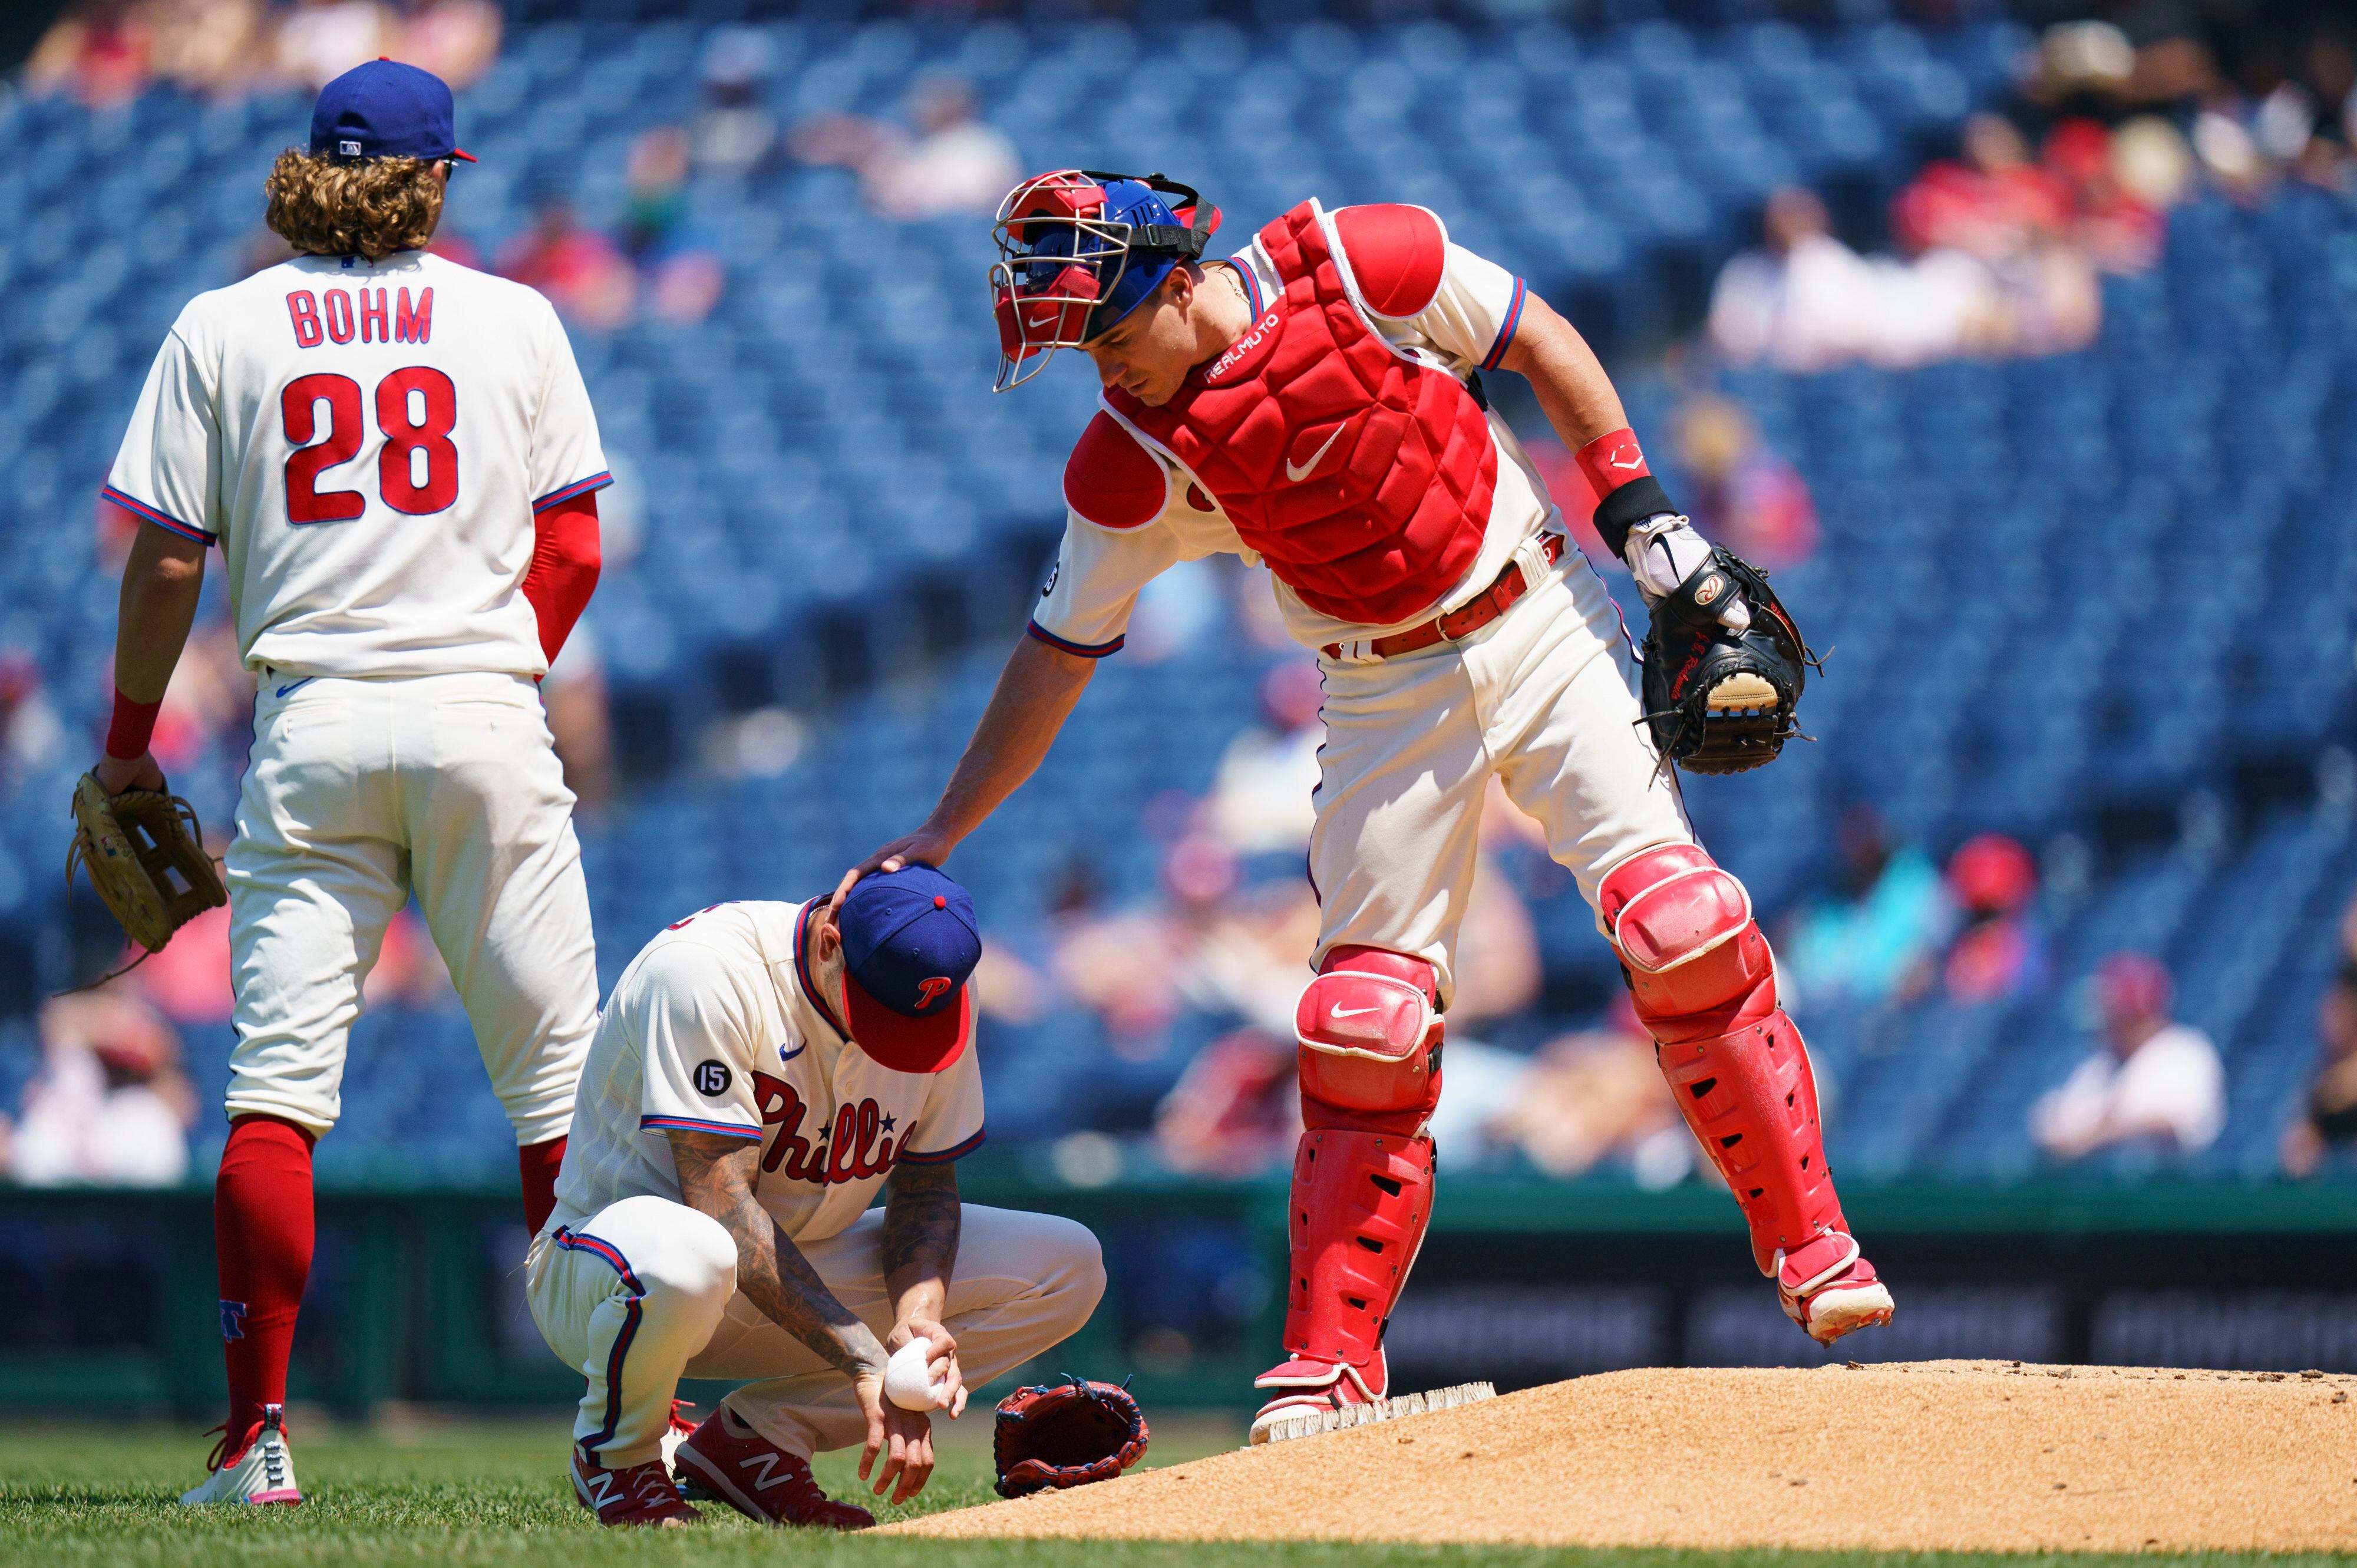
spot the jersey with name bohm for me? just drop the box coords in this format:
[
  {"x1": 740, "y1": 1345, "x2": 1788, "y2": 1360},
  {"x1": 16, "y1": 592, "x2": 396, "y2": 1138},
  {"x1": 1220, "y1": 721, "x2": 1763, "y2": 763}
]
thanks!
[{"x1": 105, "y1": 250, "x2": 610, "y2": 678}]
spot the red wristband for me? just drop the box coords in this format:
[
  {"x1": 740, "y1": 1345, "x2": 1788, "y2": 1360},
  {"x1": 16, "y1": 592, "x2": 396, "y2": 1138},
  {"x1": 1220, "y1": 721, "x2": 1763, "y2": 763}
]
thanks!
[
  {"x1": 104, "y1": 692, "x2": 162, "y2": 761},
  {"x1": 1574, "y1": 427, "x2": 1651, "y2": 498}
]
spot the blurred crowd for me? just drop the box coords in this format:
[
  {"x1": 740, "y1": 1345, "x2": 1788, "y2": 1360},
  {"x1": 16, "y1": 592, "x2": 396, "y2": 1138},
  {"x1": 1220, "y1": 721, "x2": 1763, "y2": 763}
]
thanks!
[
  {"x1": 27, "y1": 0, "x2": 500, "y2": 104},
  {"x1": 1713, "y1": 6, "x2": 2357, "y2": 372}
]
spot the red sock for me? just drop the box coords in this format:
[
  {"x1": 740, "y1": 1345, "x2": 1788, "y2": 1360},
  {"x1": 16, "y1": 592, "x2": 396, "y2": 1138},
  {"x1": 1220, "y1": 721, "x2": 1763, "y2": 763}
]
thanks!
[
  {"x1": 214, "y1": 1115, "x2": 316, "y2": 1451},
  {"x1": 518, "y1": 1135, "x2": 567, "y2": 1236}
]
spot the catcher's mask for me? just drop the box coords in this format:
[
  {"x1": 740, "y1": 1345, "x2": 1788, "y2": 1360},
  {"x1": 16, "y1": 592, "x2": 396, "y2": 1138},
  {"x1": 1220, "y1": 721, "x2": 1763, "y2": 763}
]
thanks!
[{"x1": 989, "y1": 169, "x2": 1219, "y2": 392}]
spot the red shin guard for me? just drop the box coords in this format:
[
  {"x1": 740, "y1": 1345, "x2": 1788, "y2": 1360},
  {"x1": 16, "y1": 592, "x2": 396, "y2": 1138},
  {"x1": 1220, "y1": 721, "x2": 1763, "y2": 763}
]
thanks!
[
  {"x1": 1270, "y1": 948, "x2": 1445, "y2": 1390},
  {"x1": 214, "y1": 1115, "x2": 316, "y2": 1450},
  {"x1": 1602, "y1": 845, "x2": 1850, "y2": 1276},
  {"x1": 518, "y1": 1135, "x2": 566, "y2": 1236},
  {"x1": 1272, "y1": 1127, "x2": 1435, "y2": 1388},
  {"x1": 1657, "y1": 1010, "x2": 1846, "y2": 1275}
]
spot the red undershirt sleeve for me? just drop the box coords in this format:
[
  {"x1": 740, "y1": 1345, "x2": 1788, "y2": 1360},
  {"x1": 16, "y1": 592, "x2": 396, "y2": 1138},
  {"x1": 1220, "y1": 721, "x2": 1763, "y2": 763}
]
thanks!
[{"x1": 521, "y1": 491, "x2": 601, "y2": 668}]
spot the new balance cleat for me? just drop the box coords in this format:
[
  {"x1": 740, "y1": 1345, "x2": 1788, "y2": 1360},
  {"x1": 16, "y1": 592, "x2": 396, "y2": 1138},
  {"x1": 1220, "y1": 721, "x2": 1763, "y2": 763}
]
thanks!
[
  {"x1": 674, "y1": 1405, "x2": 874, "y2": 1529},
  {"x1": 571, "y1": 1444, "x2": 701, "y2": 1527},
  {"x1": 1777, "y1": 1230, "x2": 1895, "y2": 1346},
  {"x1": 179, "y1": 1404, "x2": 301, "y2": 1506}
]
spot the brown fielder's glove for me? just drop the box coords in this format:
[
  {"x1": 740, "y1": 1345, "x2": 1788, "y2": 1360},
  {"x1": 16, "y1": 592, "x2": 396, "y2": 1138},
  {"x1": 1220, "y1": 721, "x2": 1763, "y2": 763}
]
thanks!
[
  {"x1": 1640, "y1": 546, "x2": 1815, "y2": 776},
  {"x1": 67, "y1": 771, "x2": 226, "y2": 953},
  {"x1": 993, "y1": 1375, "x2": 1149, "y2": 1498}
]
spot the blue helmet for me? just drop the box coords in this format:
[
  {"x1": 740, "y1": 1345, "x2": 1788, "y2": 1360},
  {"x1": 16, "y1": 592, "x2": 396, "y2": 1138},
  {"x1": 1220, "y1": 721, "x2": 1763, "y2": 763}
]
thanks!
[{"x1": 989, "y1": 169, "x2": 1220, "y2": 391}]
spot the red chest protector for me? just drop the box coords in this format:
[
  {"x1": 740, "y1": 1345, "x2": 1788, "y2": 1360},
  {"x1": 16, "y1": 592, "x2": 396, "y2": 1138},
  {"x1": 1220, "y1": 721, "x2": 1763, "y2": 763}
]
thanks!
[{"x1": 1102, "y1": 202, "x2": 1496, "y2": 627}]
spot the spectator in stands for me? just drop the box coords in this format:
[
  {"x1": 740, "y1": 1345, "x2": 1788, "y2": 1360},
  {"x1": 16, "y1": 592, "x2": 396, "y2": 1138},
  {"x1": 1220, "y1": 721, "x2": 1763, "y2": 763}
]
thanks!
[
  {"x1": 1782, "y1": 805, "x2": 1949, "y2": 1010},
  {"x1": 2042, "y1": 118, "x2": 2168, "y2": 275},
  {"x1": 273, "y1": 0, "x2": 400, "y2": 93},
  {"x1": 24, "y1": 0, "x2": 154, "y2": 108},
  {"x1": 1484, "y1": 999, "x2": 1694, "y2": 1186},
  {"x1": 1942, "y1": 832, "x2": 2046, "y2": 1005},
  {"x1": 1154, "y1": 1026, "x2": 1299, "y2": 1177},
  {"x1": 2032, "y1": 952, "x2": 2225, "y2": 1161},
  {"x1": 793, "y1": 74, "x2": 1019, "y2": 220},
  {"x1": 619, "y1": 127, "x2": 725, "y2": 326},
  {"x1": 1708, "y1": 187, "x2": 1883, "y2": 372},
  {"x1": 1892, "y1": 113, "x2": 2101, "y2": 358},
  {"x1": 2281, "y1": 893, "x2": 2357, "y2": 1177},
  {"x1": 497, "y1": 194, "x2": 635, "y2": 330},
  {"x1": 691, "y1": 25, "x2": 778, "y2": 176},
  {"x1": 147, "y1": 0, "x2": 268, "y2": 100},
  {"x1": 1671, "y1": 394, "x2": 1818, "y2": 572},
  {"x1": 5, "y1": 990, "x2": 194, "y2": 1187},
  {"x1": 1204, "y1": 661, "x2": 1322, "y2": 857},
  {"x1": 0, "y1": 652, "x2": 64, "y2": 789},
  {"x1": 395, "y1": 0, "x2": 499, "y2": 91}
]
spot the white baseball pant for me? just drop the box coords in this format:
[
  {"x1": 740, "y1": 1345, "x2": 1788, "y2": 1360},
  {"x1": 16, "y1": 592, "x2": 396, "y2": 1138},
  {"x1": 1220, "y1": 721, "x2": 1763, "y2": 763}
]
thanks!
[
  {"x1": 524, "y1": 1197, "x2": 1105, "y2": 1469},
  {"x1": 224, "y1": 670, "x2": 598, "y2": 1143},
  {"x1": 1310, "y1": 548, "x2": 1695, "y2": 1006}
]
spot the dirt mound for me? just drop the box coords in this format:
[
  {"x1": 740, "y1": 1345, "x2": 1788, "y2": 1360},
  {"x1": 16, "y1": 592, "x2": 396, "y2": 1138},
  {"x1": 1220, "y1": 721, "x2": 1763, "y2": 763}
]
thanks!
[{"x1": 887, "y1": 1362, "x2": 2357, "y2": 1552}]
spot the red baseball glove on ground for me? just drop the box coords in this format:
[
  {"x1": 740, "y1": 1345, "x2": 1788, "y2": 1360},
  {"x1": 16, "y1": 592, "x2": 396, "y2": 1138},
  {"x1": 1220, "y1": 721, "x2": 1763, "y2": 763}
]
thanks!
[{"x1": 992, "y1": 1376, "x2": 1149, "y2": 1498}]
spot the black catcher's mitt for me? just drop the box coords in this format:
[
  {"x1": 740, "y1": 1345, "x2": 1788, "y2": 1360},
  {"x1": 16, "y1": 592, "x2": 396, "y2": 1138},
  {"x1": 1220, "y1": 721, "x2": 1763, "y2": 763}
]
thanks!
[
  {"x1": 1640, "y1": 547, "x2": 1813, "y2": 776},
  {"x1": 992, "y1": 1375, "x2": 1149, "y2": 1499}
]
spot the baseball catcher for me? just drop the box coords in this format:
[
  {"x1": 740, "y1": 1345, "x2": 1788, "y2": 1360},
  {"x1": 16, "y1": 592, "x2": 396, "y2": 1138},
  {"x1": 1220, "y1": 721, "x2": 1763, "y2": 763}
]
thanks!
[{"x1": 846, "y1": 170, "x2": 1891, "y2": 1443}]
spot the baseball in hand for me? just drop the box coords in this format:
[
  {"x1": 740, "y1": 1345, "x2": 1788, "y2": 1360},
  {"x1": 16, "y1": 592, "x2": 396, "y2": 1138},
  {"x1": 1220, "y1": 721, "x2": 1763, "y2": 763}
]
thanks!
[{"x1": 884, "y1": 1338, "x2": 948, "y2": 1412}]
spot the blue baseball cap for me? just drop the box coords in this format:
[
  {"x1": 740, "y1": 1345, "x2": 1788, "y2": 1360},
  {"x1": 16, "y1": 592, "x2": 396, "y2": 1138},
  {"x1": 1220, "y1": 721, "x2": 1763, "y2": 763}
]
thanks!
[
  {"x1": 837, "y1": 864, "x2": 980, "y2": 1073},
  {"x1": 310, "y1": 60, "x2": 476, "y2": 165}
]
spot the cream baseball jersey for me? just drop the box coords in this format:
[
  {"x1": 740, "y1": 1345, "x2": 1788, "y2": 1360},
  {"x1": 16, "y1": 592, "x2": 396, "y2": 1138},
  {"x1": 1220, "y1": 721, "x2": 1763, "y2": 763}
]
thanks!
[
  {"x1": 104, "y1": 250, "x2": 610, "y2": 678},
  {"x1": 1031, "y1": 207, "x2": 1559, "y2": 658},
  {"x1": 550, "y1": 900, "x2": 987, "y2": 1246}
]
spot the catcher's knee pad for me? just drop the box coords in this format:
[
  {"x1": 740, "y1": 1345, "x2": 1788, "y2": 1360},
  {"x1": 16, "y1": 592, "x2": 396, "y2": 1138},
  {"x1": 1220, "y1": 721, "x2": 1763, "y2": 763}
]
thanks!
[
  {"x1": 1276, "y1": 1126, "x2": 1434, "y2": 1375},
  {"x1": 1294, "y1": 946, "x2": 1443, "y2": 1129},
  {"x1": 1599, "y1": 844, "x2": 1775, "y2": 1038}
]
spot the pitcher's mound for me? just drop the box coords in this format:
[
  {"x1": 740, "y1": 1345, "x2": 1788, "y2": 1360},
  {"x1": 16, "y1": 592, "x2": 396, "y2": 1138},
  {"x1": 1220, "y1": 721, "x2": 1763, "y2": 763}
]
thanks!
[{"x1": 887, "y1": 1362, "x2": 2357, "y2": 1552}]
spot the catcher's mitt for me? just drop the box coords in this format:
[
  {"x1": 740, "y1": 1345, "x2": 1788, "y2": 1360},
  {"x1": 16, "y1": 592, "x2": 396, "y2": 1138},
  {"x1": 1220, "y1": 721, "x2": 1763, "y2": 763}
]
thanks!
[
  {"x1": 1640, "y1": 546, "x2": 1814, "y2": 777},
  {"x1": 67, "y1": 771, "x2": 226, "y2": 954},
  {"x1": 992, "y1": 1375, "x2": 1148, "y2": 1499}
]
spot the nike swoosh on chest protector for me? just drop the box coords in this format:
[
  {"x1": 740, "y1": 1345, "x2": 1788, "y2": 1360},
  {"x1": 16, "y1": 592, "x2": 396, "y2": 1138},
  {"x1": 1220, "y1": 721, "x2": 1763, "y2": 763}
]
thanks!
[{"x1": 1285, "y1": 427, "x2": 1346, "y2": 483}]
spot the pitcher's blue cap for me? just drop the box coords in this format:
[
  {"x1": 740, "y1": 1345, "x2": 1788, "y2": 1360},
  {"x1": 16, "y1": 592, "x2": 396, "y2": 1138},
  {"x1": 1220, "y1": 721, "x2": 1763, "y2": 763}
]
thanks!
[
  {"x1": 837, "y1": 863, "x2": 979, "y2": 1073},
  {"x1": 311, "y1": 60, "x2": 476, "y2": 165}
]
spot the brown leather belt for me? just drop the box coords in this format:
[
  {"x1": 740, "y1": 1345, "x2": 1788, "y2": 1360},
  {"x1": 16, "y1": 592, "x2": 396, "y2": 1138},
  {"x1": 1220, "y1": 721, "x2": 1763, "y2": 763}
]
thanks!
[{"x1": 1320, "y1": 533, "x2": 1564, "y2": 663}]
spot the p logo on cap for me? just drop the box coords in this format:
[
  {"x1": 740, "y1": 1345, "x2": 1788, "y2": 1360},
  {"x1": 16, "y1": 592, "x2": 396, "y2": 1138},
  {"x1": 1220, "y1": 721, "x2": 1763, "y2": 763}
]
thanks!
[{"x1": 836, "y1": 864, "x2": 982, "y2": 1074}]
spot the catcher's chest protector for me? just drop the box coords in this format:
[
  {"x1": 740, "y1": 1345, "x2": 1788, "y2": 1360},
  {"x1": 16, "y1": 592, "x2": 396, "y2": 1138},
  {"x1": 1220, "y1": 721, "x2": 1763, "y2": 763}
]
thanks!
[{"x1": 1105, "y1": 202, "x2": 1496, "y2": 628}]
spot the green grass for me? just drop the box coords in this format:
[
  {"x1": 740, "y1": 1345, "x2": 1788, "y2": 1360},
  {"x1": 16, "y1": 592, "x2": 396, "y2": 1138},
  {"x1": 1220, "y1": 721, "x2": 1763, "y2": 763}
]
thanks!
[{"x1": 0, "y1": 1421, "x2": 2349, "y2": 1568}]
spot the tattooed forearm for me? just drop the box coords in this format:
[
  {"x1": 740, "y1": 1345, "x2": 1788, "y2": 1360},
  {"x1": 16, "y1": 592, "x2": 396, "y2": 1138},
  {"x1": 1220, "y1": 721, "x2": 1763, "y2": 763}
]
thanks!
[
  {"x1": 881, "y1": 1160, "x2": 961, "y2": 1318},
  {"x1": 668, "y1": 1128, "x2": 887, "y2": 1379}
]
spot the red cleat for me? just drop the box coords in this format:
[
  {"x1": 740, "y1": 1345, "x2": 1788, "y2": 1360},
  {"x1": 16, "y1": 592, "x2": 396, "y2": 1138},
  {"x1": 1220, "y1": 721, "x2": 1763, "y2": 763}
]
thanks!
[
  {"x1": 673, "y1": 1407, "x2": 874, "y2": 1530},
  {"x1": 570, "y1": 1444, "x2": 701, "y2": 1528},
  {"x1": 1778, "y1": 1231, "x2": 1895, "y2": 1346},
  {"x1": 1249, "y1": 1351, "x2": 1384, "y2": 1445}
]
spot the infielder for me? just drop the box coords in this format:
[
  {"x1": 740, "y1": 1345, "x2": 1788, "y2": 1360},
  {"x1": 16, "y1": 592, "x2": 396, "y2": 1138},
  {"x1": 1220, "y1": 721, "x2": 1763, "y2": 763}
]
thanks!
[
  {"x1": 848, "y1": 171, "x2": 1895, "y2": 1442},
  {"x1": 529, "y1": 869, "x2": 1104, "y2": 1527},
  {"x1": 97, "y1": 62, "x2": 608, "y2": 1502}
]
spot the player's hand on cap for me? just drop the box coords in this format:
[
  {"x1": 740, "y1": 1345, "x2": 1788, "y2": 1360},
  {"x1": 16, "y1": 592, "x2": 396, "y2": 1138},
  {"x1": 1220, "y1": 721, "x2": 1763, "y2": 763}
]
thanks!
[
  {"x1": 830, "y1": 826, "x2": 956, "y2": 921},
  {"x1": 1624, "y1": 515, "x2": 1752, "y2": 633},
  {"x1": 854, "y1": 1366, "x2": 938, "y2": 1505},
  {"x1": 93, "y1": 751, "x2": 166, "y2": 797}
]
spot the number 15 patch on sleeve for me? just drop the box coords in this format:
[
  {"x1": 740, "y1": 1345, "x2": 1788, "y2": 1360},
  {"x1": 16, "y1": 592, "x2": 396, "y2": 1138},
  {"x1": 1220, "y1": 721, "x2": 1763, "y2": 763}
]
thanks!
[{"x1": 695, "y1": 1060, "x2": 733, "y2": 1097}]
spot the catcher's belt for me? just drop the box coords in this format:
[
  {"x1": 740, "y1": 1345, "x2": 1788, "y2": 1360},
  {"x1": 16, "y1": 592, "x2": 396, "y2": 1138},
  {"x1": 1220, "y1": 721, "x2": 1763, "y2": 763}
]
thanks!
[
  {"x1": 1319, "y1": 532, "x2": 1564, "y2": 663},
  {"x1": 67, "y1": 771, "x2": 227, "y2": 955},
  {"x1": 1640, "y1": 546, "x2": 1814, "y2": 776},
  {"x1": 992, "y1": 1375, "x2": 1149, "y2": 1498}
]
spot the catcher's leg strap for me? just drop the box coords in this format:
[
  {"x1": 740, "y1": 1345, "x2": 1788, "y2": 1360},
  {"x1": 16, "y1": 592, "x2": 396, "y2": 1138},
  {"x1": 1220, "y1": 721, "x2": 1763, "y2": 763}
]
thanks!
[
  {"x1": 1263, "y1": 1126, "x2": 1434, "y2": 1388},
  {"x1": 1602, "y1": 845, "x2": 1848, "y2": 1275},
  {"x1": 1294, "y1": 946, "x2": 1443, "y2": 1136}
]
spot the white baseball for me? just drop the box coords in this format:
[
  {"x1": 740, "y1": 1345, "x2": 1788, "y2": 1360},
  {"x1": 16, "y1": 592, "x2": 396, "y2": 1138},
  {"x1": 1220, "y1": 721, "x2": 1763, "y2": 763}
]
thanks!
[{"x1": 884, "y1": 1338, "x2": 948, "y2": 1412}]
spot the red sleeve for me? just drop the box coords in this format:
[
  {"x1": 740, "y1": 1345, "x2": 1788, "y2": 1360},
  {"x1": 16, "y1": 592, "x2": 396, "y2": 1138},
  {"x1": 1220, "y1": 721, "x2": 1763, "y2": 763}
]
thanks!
[
  {"x1": 1332, "y1": 203, "x2": 1448, "y2": 319},
  {"x1": 521, "y1": 492, "x2": 600, "y2": 668}
]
